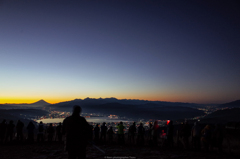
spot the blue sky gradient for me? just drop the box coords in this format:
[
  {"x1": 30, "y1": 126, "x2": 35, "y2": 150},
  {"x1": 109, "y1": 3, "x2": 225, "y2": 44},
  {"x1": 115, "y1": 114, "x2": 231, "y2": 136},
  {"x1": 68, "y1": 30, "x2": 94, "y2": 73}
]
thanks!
[{"x1": 1, "y1": 0, "x2": 240, "y2": 104}]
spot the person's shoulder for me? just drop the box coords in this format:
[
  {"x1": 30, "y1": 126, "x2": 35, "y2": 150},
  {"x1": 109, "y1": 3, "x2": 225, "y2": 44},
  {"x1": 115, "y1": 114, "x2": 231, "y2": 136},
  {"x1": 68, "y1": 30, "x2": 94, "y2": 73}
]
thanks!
[
  {"x1": 79, "y1": 116, "x2": 88, "y2": 122},
  {"x1": 63, "y1": 116, "x2": 72, "y2": 122},
  {"x1": 79, "y1": 116, "x2": 86, "y2": 119}
]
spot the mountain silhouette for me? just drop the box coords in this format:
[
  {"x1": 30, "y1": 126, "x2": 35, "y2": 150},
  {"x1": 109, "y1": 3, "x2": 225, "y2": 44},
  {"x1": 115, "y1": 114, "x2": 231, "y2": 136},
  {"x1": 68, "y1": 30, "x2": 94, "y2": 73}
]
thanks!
[
  {"x1": 218, "y1": 100, "x2": 240, "y2": 108},
  {"x1": 51, "y1": 97, "x2": 201, "y2": 108},
  {"x1": 30, "y1": 99, "x2": 50, "y2": 106}
]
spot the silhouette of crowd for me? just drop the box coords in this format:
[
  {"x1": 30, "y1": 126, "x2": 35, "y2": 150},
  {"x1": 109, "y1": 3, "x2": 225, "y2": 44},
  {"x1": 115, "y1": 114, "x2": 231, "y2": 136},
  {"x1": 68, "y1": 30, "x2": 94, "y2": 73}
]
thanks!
[
  {"x1": 0, "y1": 107, "x2": 227, "y2": 158},
  {"x1": 0, "y1": 119, "x2": 63, "y2": 144},
  {"x1": 87, "y1": 118, "x2": 225, "y2": 154}
]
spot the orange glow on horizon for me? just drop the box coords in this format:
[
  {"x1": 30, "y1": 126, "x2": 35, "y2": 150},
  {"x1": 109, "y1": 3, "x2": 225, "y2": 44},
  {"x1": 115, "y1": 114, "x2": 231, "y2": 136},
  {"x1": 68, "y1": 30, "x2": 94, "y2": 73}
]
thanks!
[
  {"x1": 0, "y1": 94, "x2": 228, "y2": 104},
  {"x1": 0, "y1": 96, "x2": 172, "y2": 104},
  {"x1": 0, "y1": 98, "x2": 68, "y2": 104}
]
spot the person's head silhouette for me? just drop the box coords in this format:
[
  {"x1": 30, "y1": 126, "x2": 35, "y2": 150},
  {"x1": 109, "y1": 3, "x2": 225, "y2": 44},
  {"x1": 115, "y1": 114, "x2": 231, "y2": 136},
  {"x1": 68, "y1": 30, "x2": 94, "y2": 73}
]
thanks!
[{"x1": 73, "y1": 105, "x2": 82, "y2": 116}]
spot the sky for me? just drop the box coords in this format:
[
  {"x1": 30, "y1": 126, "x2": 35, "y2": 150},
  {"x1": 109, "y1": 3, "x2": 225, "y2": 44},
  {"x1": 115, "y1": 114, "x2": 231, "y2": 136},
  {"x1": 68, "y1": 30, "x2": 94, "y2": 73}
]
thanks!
[{"x1": 0, "y1": 0, "x2": 240, "y2": 104}]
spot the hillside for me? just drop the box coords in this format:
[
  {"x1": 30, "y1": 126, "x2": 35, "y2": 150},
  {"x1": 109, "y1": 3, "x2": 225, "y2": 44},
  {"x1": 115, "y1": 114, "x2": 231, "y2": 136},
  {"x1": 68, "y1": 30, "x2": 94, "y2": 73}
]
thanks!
[
  {"x1": 218, "y1": 100, "x2": 240, "y2": 108},
  {"x1": 201, "y1": 108, "x2": 240, "y2": 123},
  {"x1": 0, "y1": 109, "x2": 49, "y2": 125}
]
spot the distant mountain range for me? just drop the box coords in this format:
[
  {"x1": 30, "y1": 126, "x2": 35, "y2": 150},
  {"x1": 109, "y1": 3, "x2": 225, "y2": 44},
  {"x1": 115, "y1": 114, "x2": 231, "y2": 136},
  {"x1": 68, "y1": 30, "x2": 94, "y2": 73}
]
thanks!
[
  {"x1": 1, "y1": 98, "x2": 240, "y2": 122},
  {"x1": 50, "y1": 98, "x2": 240, "y2": 121},
  {"x1": 51, "y1": 97, "x2": 202, "y2": 108},
  {"x1": 50, "y1": 98, "x2": 204, "y2": 120},
  {"x1": 218, "y1": 100, "x2": 240, "y2": 108}
]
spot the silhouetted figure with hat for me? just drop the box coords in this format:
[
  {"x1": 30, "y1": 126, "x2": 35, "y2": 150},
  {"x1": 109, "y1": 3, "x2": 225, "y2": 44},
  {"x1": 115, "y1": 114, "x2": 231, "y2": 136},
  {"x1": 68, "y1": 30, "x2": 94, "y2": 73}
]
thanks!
[
  {"x1": 37, "y1": 121, "x2": 44, "y2": 142},
  {"x1": 16, "y1": 120, "x2": 24, "y2": 141},
  {"x1": 56, "y1": 122, "x2": 63, "y2": 142},
  {"x1": 0, "y1": 119, "x2": 7, "y2": 143},
  {"x1": 63, "y1": 105, "x2": 91, "y2": 159},
  {"x1": 94, "y1": 124, "x2": 100, "y2": 143},
  {"x1": 47, "y1": 123, "x2": 55, "y2": 142},
  {"x1": 27, "y1": 121, "x2": 35, "y2": 143},
  {"x1": 5, "y1": 120, "x2": 15, "y2": 143},
  {"x1": 100, "y1": 122, "x2": 107, "y2": 143}
]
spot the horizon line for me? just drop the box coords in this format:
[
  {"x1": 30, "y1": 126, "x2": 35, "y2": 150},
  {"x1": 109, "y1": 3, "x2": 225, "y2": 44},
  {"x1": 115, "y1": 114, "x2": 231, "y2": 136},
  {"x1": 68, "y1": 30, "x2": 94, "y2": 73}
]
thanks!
[{"x1": 0, "y1": 97, "x2": 228, "y2": 105}]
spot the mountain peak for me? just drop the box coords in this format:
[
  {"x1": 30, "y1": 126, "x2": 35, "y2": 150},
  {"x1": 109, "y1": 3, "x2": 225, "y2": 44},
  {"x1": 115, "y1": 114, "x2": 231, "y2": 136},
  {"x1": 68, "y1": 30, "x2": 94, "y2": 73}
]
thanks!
[{"x1": 31, "y1": 99, "x2": 50, "y2": 106}]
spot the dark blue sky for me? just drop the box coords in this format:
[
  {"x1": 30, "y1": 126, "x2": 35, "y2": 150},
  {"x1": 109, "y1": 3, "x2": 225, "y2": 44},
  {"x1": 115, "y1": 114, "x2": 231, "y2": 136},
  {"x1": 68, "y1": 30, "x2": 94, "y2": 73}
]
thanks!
[{"x1": 1, "y1": 0, "x2": 240, "y2": 104}]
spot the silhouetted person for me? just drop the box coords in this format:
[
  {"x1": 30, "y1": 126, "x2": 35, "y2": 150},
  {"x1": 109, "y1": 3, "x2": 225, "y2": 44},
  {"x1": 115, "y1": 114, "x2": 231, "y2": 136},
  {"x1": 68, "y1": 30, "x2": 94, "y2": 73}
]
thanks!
[
  {"x1": 137, "y1": 123, "x2": 145, "y2": 145},
  {"x1": 5, "y1": 120, "x2": 15, "y2": 142},
  {"x1": 128, "y1": 122, "x2": 136, "y2": 144},
  {"x1": 47, "y1": 123, "x2": 55, "y2": 142},
  {"x1": 27, "y1": 121, "x2": 35, "y2": 143},
  {"x1": 212, "y1": 124, "x2": 224, "y2": 152},
  {"x1": 181, "y1": 120, "x2": 191, "y2": 149},
  {"x1": 191, "y1": 121, "x2": 201, "y2": 150},
  {"x1": 89, "y1": 125, "x2": 94, "y2": 141},
  {"x1": 100, "y1": 122, "x2": 107, "y2": 143},
  {"x1": 177, "y1": 122, "x2": 183, "y2": 147},
  {"x1": 148, "y1": 122, "x2": 153, "y2": 143},
  {"x1": 16, "y1": 120, "x2": 24, "y2": 141},
  {"x1": 94, "y1": 124, "x2": 100, "y2": 143},
  {"x1": 56, "y1": 122, "x2": 62, "y2": 142},
  {"x1": 37, "y1": 121, "x2": 44, "y2": 142},
  {"x1": 63, "y1": 105, "x2": 91, "y2": 159},
  {"x1": 107, "y1": 126, "x2": 114, "y2": 143},
  {"x1": 201, "y1": 125, "x2": 212, "y2": 152},
  {"x1": 152, "y1": 121, "x2": 160, "y2": 146},
  {"x1": 0, "y1": 120, "x2": 7, "y2": 143},
  {"x1": 167, "y1": 120, "x2": 174, "y2": 148},
  {"x1": 117, "y1": 121, "x2": 125, "y2": 144}
]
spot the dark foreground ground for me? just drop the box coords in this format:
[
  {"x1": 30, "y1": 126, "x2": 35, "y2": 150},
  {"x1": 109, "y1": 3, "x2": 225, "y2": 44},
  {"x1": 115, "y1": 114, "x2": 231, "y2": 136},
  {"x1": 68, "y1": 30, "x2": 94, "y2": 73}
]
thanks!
[{"x1": 0, "y1": 141, "x2": 239, "y2": 159}]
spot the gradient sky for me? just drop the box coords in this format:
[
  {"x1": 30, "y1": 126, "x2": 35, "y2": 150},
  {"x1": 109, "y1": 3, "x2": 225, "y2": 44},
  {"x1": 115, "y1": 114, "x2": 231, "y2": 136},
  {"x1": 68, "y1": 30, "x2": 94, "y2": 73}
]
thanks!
[{"x1": 1, "y1": 0, "x2": 240, "y2": 104}]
